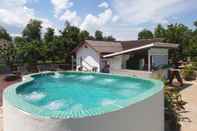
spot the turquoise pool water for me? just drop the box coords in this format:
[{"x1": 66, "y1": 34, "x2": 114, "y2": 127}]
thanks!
[{"x1": 4, "y1": 72, "x2": 163, "y2": 119}]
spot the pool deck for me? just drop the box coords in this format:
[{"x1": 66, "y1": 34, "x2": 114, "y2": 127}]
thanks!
[
  {"x1": 0, "y1": 75, "x2": 21, "y2": 106},
  {"x1": 179, "y1": 80, "x2": 197, "y2": 131},
  {"x1": 0, "y1": 74, "x2": 197, "y2": 131}
]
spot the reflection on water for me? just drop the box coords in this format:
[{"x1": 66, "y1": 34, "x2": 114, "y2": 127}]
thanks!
[
  {"x1": 24, "y1": 92, "x2": 46, "y2": 101},
  {"x1": 43, "y1": 100, "x2": 64, "y2": 110},
  {"x1": 78, "y1": 75, "x2": 95, "y2": 81},
  {"x1": 51, "y1": 72, "x2": 64, "y2": 79},
  {"x1": 101, "y1": 99, "x2": 116, "y2": 106},
  {"x1": 70, "y1": 104, "x2": 83, "y2": 112}
]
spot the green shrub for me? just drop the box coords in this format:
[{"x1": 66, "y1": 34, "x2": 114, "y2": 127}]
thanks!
[
  {"x1": 192, "y1": 62, "x2": 197, "y2": 70},
  {"x1": 182, "y1": 65, "x2": 196, "y2": 81},
  {"x1": 0, "y1": 64, "x2": 6, "y2": 73}
]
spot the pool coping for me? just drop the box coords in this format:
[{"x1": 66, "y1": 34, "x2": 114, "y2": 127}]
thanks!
[{"x1": 3, "y1": 71, "x2": 164, "y2": 119}]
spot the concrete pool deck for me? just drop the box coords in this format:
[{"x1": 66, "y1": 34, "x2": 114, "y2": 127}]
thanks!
[
  {"x1": 167, "y1": 80, "x2": 197, "y2": 131},
  {"x1": 179, "y1": 80, "x2": 197, "y2": 131}
]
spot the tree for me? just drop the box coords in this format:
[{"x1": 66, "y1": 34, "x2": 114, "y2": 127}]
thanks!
[
  {"x1": 154, "y1": 24, "x2": 166, "y2": 38},
  {"x1": 79, "y1": 30, "x2": 89, "y2": 41},
  {"x1": 194, "y1": 20, "x2": 197, "y2": 28},
  {"x1": 22, "y1": 19, "x2": 42, "y2": 42},
  {"x1": 104, "y1": 36, "x2": 116, "y2": 41},
  {"x1": 0, "y1": 26, "x2": 11, "y2": 41},
  {"x1": 44, "y1": 28, "x2": 55, "y2": 43},
  {"x1": 47, "y1": 36, "x2": 66, "y2": 62},
  {"x1": 95, "y1": 30, "x2": 103, "y2": 40},
  {"x1": 17, "y1": 41, "x2": 42, "y2": 64},
  {"x1": 165, "y1": 24, "x2": 189, "y2": 43},
  {"x1": 138, "y1": 29, "x2": 153, "y2": 40},
  {"x1": 61, "y1": 24, "x2": 81, "y2": 63},
  {"x1": 0, "y1": 39, "x2": 16, "y2": 66},
  {"x1": 193, "y1": 20, "x2": 197, "y2": 35}
]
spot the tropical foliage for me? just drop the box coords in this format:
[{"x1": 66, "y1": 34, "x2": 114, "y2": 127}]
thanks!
[
  {"x1": 138, "y1": 21, "x2": 197, "y2": 59},
  {"x1": 138, "y1": 29, "x2": 154, "y2": 40},
  {"x1": 181, "y1": 65, "x2": 197, "y2": 81},
  {"x1": 0, "y1": 19, "x2": 197, "y2": 67},
  {"x1": 0, "y1": 19, "x2": 116, "y2": 67}
]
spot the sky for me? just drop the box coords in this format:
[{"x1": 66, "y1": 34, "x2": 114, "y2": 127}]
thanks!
[{"x1": 0, "y1": 0, "x2": 197, "y2": 40}]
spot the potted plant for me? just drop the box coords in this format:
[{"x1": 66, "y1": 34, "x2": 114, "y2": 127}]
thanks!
[{"x1": 182, "y1": 66, "x2": 197, "y2": 81}]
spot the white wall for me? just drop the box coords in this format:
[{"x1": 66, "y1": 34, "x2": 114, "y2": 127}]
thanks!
[
  {"x1": 108, "y1": 56, "x2": 122, "y2": 71},
  {"x1": 4, "y1": 90, "x2": 164, "y2": 131},
  {"x1": 149, "y1": 48, "x2": 169, "y2": 67},
  {"x1": 76, "y1": 45, "x2": 100, "y2": 72},
  {"x1": 122, "y1": 55, "x2": 130, "y2": 69}
]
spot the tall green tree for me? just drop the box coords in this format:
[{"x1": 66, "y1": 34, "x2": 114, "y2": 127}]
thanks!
[
  {"x1": 164, "y1": 24, "x2": 190, "y2": 58},
  {"x1": 154, "y1": 24, "x2": 166, "y2": 38},
  {"x1": 185, "y1": 21, "x2": 197, "y2": 57},
  {"x1": 17, "y1": 41, "x2": 42, "y2": 64},
  {"x1": 61, "y1": 24, "x2": 81, "y2": 63},
  {"x1": 79, "y1": 30, "x2": 89, "y2": 41},
  {"x1": 193, "y1": 20, "x2": 197, "y2": 35},
  {"x1": 104, "y1": 36, "x2": 116, "y2": 41},
  {"x1": 47, "y1": 36, "x2": 65, "y2": 62},
  {"x1": 138, "y1": 29, "x2": 154, "y2": 40},
  {"x1": 22, "y1": 19, "x2": 42, "y2": 42},
  {"x1": 164, "y1": 24, "x2": 189, "y2": 43},
  {"x1": 0, "y1": 26, "x2": 11, "y2": 41},
  {"x1": 0, "y1": 40, "x2": 16, "y2": 66},
  {"x1": 44, "y1": 28, "x2": 55, "y2": 43},
  {"x1": 194, "y1": 20, "x2": 197, "y2": 28},
  {"x1": 15, "y1": 19, "x2": 43, "y2": 66},
  {"x1": 95, "y1": 30, "x2": 103, "y2": 40}
]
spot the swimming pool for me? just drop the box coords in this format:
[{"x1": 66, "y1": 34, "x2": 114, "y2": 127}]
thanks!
[{"x1": 3, "y1": 71, "x2": 164, "y2": 131}]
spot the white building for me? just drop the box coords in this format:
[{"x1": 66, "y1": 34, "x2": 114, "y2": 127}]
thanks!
[{"x1": 73, "y1": 39, "x2": 178, "y2": 73}]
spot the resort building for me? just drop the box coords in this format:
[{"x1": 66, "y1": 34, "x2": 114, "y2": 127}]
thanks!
[{"x1": 74, "y1": 39, "x2": 178, "y2": 73}]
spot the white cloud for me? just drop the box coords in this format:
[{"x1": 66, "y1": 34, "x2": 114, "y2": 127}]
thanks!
[
  {"x1": 51, "y1": 0, "x2": 73, "y2": 17},
  {"x1": 112, "y1": 15, "x2": 119, "y2": 23},
  {"x1": 41, "y1": 18, "x2": 60, "y2": 35},
  {"x1": 113, "y1": 0, "x2": 197, "y2": 25},
  {"x1": 0, "y1": 0, "x2": 59, "y2": 36},
  {"x1": 98, "y1": 2, "x2": 109, "y2": 9},
  {"x1": 80, "y1": 9, "x2": 113, "y2": 34},
  {"x1": 59, "y1": 10, "x2": 81, "y2": 26},
  {"x1": 0, "y1": 0, "x2": 34, "y2": 27}
]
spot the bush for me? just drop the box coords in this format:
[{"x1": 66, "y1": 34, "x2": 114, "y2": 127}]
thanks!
[
  {"x1": 0, "y1": 64, "x2": 6, "y2": 73},
  {"x1": 192, "y1": 62, "x2": 197, "y2": 70},
  {"x1": 182, "y1": 66, "x2": 196, "y2": 81}
]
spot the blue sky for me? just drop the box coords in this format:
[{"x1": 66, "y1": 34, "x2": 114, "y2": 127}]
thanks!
[{"x1": 0, "y1": 0, "x2": 197, "y2": 40}]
